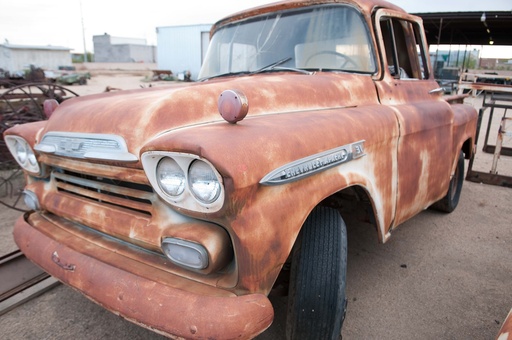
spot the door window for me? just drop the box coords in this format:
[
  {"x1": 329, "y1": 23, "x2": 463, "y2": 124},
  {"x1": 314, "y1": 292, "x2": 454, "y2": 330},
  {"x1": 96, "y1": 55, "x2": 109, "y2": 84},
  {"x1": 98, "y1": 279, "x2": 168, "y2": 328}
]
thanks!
[{"x1": 379, "y1": 17, "x2": 429, "y2": 80}]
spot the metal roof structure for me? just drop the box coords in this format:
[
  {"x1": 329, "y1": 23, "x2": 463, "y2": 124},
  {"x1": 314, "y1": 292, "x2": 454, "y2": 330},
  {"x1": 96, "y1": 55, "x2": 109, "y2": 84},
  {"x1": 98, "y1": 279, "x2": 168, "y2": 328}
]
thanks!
[
  {"x1": 0, "y1": 44, "x2": 71, "y2": 51},
  {"x1": 416, "y1": 11, "x2": 512, "y2": 46}
]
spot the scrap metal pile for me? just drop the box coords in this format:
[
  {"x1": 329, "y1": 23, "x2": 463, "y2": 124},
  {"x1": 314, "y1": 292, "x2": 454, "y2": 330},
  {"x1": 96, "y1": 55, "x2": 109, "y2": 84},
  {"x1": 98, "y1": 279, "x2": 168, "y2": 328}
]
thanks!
[
  {"x1": 0, "y1": 65, "x2": 90, "y2": 88},
  {"x1": 0, "y1": 83, "x2": 79, "y2": 210},
  {"x1": 460, "y1": 72, "x2": 512, "y2": 187}
]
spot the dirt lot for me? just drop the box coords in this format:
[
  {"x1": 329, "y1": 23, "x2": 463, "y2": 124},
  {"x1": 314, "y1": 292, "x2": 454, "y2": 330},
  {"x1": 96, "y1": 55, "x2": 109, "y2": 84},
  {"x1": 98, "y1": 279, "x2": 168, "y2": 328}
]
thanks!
[{"x1": 0, "y1": 74, "x2": 511, "y2": 339}]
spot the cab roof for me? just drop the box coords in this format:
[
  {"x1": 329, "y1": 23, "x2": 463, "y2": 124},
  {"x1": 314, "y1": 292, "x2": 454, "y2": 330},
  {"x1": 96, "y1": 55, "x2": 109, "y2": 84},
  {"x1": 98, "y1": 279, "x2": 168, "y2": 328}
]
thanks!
[{"x1": 212, "y1": 0, "x2": 405, "y2": 33}]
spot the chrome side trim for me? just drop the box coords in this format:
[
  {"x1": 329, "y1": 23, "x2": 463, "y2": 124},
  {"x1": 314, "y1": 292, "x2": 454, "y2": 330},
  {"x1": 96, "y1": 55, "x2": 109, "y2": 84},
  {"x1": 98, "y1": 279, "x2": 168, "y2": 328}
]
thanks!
[
  {"x1": 428, "y1": 87, "x2": 445, "y2": 95},
  {"x1": 34, "y1": 132, "x2": 138, "y2": 162},
  {"x1": 260, "y1": 140, "x2": 365, "y2": 185}
]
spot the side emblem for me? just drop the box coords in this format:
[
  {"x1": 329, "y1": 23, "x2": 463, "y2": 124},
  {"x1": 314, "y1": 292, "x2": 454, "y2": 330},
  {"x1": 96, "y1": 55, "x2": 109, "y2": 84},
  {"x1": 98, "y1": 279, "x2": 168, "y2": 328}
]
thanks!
[{"x1": 260, "y1": 140, "x2": 365, "y2": 185}]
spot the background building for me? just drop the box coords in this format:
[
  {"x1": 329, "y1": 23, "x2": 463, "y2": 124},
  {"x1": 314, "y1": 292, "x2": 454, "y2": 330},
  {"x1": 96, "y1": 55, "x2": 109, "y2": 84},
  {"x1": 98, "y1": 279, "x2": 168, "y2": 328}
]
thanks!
[
  {"x1": 156, "y1": 24, "x2": 212, "y2": 80},
  {"x1": 0, "y1": 44, "x2": 72, "y2": 73},
  {"x1": 93, "y1": 34, "x2": 156, "y2": 63}
]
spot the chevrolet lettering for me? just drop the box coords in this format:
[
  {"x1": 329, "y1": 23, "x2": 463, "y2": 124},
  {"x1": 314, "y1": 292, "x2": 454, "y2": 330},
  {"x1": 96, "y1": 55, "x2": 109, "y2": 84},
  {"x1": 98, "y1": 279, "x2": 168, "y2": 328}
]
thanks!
[{"x1": 261, "y1": 141, "x2": 365, "y2": 185}]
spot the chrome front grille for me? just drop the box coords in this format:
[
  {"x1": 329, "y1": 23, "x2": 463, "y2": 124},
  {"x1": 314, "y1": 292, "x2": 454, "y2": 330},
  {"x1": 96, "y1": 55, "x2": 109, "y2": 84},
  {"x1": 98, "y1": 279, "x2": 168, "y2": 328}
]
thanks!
[
  {"x1": 35, "y1": 132, "x2": 138, "y2": 162},
  {"x1": 53, "y1": 169, "x2": 154, "y2": 216}
]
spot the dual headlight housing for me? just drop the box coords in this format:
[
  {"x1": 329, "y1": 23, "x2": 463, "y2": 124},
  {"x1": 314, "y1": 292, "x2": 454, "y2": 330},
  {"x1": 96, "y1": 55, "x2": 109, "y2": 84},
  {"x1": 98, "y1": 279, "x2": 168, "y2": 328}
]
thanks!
[
  {"x1": 142, "y1": 152, "x2": 224, "y2": 213},
  {"x1": 4, "y1": 136, "x2": 40, "y2": 174}
]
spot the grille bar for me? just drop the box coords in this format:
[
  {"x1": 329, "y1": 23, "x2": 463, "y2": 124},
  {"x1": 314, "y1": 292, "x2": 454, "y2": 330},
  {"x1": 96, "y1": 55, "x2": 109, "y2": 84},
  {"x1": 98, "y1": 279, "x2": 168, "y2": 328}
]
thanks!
[{"x1": 53, "y1": 171, "x2": 154, "y2": 215}]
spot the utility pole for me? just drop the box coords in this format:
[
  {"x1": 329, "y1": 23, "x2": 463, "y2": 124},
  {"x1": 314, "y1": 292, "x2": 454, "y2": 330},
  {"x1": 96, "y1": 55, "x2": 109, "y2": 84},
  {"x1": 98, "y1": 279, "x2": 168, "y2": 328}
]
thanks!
[{"x1": 80, "y1": 0, "x2": 87, "y2": 63}]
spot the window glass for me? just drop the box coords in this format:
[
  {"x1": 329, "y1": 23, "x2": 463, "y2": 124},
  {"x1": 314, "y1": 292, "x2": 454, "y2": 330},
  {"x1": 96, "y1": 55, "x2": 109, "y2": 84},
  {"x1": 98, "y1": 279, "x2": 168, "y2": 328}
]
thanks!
[
  {"x1": 379, "y1": 17, "x2": 429, "y2": 80},
  {"x1": 200, "y1": 5, "x2": 376, "y2": 79}
]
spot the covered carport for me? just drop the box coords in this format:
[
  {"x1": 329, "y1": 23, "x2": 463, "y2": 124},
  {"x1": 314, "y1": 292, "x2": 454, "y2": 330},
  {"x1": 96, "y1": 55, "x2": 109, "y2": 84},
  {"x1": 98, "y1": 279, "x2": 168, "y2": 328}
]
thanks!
[
  {"x1": 415, "y1": 10, "x2": 512, "y2": 72},
  {"x1": 409, "y1": 7, "x2": 512, "y2": 188},
  {"x1": 419, "y1": 11, "x2": 512, "y2": 46}
]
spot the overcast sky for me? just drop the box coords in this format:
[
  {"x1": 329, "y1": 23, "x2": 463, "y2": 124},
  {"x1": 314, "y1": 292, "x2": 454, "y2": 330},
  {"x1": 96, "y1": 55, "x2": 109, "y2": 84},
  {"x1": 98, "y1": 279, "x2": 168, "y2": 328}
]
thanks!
[{"x1": 1, "y1": 0, "x2": 511, "y2": 57}]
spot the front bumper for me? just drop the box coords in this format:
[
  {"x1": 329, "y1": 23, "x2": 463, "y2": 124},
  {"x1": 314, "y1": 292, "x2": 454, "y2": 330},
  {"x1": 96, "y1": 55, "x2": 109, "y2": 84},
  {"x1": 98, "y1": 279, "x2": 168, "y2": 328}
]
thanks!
[{"x1": 14, "y1": 213, "x2": 274, "y2": 339}]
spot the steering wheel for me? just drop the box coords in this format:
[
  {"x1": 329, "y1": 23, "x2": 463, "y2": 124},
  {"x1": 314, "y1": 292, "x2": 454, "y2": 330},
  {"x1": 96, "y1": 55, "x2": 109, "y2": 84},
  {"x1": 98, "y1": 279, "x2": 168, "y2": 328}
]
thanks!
[{"x1": 305, "y1": 51, "x2": 358, "y2": 69}]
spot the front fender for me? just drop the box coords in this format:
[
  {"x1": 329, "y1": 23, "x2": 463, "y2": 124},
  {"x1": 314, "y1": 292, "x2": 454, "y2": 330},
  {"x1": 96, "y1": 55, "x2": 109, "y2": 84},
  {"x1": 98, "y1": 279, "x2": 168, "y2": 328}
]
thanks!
[{"x1": 140, "y1": 105, "x2": 399, "y2": 292}]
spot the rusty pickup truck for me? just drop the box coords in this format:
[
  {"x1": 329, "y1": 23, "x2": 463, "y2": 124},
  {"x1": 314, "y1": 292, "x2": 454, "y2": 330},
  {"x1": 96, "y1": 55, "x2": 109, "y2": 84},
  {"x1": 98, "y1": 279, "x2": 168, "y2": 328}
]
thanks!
[{"x1": 4, "y1": 0, "x2": 477, "y2": 339}]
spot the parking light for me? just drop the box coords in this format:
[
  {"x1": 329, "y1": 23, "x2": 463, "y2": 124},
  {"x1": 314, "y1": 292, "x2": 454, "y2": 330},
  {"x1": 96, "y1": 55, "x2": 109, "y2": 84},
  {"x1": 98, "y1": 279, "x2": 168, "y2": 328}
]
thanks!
[{"x1": 161, "y1": 237, "x2": 209, "y2": 270}]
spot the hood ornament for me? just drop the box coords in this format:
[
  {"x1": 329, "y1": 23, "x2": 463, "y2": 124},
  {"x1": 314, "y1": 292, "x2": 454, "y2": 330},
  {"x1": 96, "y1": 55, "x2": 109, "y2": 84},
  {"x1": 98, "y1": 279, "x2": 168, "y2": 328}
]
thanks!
[{"x1": 218, "y1": 89, "x2": 249, "y2": 124}]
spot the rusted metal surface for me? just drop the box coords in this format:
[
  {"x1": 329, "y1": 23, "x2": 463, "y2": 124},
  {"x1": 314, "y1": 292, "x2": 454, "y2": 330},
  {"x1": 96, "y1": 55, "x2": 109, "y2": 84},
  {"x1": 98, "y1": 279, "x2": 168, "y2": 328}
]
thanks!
[
  {"x1": 14, "y1": 214, "x2": 273, "y2": 339},
  {"x1": 479, "y1": 92, "x2": 512, "y2": 157},
  {"x1": 465, "y1": 89, "x2": 512, "y2": 187},
  {"x1": 459, "y1": 73, "x2": 512, "y2": 96},
  {"x1": 444, "y1": 93, "x2": 469, "y2": 104},
  {"x1": 3, "y1": 0, "x2": 478, "y2": 338},
  {"x1": 491, "y1": 118, "x2": 511, "y2": 174},
  {"x1": 212, "y1": 0, "x2": 404, "y2": 36}
]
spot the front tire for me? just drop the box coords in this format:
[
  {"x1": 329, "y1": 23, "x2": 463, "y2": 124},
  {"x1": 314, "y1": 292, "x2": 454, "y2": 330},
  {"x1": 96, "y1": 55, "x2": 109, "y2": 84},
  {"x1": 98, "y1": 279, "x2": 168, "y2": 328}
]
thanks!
[
  {"x1": 431, "y1": 150, "x2": 464, "y2": 213},
  {"x1": 286, "y1": 206, "x2": 348, "y2": 340}
]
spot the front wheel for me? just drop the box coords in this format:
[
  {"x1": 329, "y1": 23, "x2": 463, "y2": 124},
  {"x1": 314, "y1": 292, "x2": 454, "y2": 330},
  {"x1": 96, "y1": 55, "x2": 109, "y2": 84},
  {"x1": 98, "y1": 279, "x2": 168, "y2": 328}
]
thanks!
[
  {"x1": 430, "y1": 150, "x2": 464, "y2": 213},
  {"x1": 286, "y1": 206, "x2": 348, "y2": 340}
]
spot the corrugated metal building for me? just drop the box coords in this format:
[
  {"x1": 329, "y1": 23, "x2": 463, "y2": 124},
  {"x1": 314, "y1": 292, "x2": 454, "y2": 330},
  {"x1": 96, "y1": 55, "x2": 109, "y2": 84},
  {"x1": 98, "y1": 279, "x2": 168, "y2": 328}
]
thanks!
[
  {"x1": 93, "y1": 34, "x2": 156, "y2": 63},
  {"x1": 156, "y1": 24, "x2": 212, "y2": 80},
  {"x1": 0, "y1": 44, "x2": 72, "y2": 73}
]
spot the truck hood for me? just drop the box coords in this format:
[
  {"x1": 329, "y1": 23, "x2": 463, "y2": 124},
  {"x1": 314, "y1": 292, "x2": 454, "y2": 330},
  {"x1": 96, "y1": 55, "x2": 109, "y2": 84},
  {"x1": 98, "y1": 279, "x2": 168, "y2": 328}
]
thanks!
[{"x1": 40, "y1": 73, "x2": 378, "y2": 158}]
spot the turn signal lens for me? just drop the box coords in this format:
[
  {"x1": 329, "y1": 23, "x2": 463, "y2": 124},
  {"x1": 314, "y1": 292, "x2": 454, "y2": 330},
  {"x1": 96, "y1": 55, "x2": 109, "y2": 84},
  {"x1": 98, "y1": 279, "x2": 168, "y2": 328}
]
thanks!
[
  {"x1": 22, "y1": 190, "x2": 40, "y2": 211},
  {"x1": 161, "y1": 237, "x2": 208, "y2": 270}
]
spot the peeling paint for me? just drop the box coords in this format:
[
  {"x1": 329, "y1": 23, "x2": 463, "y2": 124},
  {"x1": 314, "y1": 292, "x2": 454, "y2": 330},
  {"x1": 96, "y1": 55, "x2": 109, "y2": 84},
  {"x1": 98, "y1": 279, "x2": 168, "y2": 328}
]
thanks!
[{"x1": 4, "y1": 0, "x2": 478, "y2": 338}]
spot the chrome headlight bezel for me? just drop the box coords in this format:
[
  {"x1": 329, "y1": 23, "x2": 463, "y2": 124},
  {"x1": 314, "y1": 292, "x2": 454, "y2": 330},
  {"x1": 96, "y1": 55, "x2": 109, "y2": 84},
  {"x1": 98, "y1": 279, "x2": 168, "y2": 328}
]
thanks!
[
  {"x1": 4, "y1": 135, "x2": 40, "y2": 174},
  {"x1": 142, "y1": 151, "x2": 224, "y2": 213}
]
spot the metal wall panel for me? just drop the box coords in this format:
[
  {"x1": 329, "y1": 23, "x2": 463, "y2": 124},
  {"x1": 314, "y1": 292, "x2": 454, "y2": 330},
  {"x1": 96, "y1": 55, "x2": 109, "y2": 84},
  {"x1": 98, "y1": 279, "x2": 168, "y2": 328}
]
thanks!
[{"x1": 157, "y1": 24, "x2": 212, "y2": 80}]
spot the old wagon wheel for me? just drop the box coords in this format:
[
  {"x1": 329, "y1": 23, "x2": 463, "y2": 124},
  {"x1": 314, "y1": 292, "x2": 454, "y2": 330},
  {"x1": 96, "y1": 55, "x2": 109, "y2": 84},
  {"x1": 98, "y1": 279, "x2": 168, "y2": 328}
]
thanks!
[
  {"x1": 0, "y1": 83, "x2": 80, "y2": 211},
  {"x1": 0, "y1": 83, "x2": 79, "y2": 126}
]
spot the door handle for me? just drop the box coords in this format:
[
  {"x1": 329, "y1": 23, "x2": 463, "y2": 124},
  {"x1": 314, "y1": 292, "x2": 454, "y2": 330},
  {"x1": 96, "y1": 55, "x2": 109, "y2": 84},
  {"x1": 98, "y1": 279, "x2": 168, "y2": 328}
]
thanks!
[{"x1": 429, "y1": 87, "x2": 445, "y2": 95}]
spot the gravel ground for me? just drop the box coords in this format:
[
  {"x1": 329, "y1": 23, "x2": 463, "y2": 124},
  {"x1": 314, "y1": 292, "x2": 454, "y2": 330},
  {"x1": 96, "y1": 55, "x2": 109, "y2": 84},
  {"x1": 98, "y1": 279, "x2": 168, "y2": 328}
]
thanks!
[{"x1": 0, "y1": 74, "x2": 511, "y2": 339}]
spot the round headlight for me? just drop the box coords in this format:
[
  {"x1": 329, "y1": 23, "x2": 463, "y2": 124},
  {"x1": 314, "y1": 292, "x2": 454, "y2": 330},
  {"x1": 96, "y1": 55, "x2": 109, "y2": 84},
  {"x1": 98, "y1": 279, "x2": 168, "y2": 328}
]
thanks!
[
  {"x1": 5, "y1": 136, "x2": 40, "y2": 173},
  {"x1": 156, "y1": 157, "x2": 185, "y2": 197},
  {"x1": 28, "y1": 151, "x2": 38, "y2": 166},
  {"x1": 15, "y1": 140, "x2": 28, "y2": 164},
  {"x1": 188, "y1": 160, "x2": 221, "y2": 204}
]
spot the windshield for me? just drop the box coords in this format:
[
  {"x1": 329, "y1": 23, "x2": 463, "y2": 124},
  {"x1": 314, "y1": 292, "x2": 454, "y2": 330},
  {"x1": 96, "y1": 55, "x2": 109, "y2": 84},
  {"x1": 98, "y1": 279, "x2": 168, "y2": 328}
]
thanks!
[{"x1": 199, "y1": 5, "x2": 376, "y2": 80}]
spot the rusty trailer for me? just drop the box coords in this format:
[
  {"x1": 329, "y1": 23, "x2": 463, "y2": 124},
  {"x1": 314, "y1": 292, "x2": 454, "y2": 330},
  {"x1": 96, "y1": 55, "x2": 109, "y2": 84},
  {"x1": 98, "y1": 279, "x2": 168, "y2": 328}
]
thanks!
[{"x1": 460, "y1": 76, "x2": 512, "y2": 187}]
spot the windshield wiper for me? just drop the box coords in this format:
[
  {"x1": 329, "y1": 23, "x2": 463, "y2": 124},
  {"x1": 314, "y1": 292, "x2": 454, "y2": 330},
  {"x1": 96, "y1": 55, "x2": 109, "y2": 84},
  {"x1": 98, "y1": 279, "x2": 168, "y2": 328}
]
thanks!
[
  {"x1": 250, "y1": 57, "x2": 292, "y2": 74},
  {"x1": 199, "y1": 71, "x2": 251, "y2": 82},
  {"x1": 267, "y1": 66, "x2": 313, "y2": 75},
  {"x1": 200, "y1": 57, "x2": 312, "y2": 81},
  {"x1": 250, "y1": 57, "x2": 312, "y2": 75}
]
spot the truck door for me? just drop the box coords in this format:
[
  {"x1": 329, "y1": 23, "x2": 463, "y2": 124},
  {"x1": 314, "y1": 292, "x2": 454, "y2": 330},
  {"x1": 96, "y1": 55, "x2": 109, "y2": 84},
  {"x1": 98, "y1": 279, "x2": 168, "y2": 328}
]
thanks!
[{"x1": 373, "y1": 9, "x2": 454, "y2": 227}]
